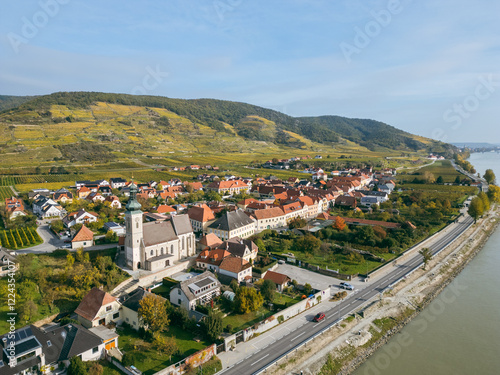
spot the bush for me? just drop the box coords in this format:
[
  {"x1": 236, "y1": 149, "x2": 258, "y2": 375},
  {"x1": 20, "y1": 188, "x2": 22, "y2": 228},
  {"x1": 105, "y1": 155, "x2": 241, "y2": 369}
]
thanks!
[{"x1": 121, "y1": 353, "x2": 134, "y2": 367}]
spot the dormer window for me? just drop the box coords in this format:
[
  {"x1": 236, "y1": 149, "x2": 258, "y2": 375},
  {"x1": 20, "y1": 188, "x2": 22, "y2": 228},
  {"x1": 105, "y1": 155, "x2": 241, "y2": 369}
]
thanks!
[{"x1": 106, "y1": 305, "x2": 112, "y2": 312}]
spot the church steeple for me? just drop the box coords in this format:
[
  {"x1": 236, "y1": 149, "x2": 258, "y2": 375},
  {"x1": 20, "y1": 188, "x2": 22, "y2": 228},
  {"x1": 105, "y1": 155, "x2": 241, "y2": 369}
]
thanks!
[{"x1": 126, "y1": 183, "x2": 142, "y2": 213}]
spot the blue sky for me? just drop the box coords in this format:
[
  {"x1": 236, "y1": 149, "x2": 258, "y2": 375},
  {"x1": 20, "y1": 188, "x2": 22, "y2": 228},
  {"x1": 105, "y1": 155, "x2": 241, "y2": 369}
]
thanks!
[{"x1": 1, "y1": 0, "x2": 499, "y2": 143}]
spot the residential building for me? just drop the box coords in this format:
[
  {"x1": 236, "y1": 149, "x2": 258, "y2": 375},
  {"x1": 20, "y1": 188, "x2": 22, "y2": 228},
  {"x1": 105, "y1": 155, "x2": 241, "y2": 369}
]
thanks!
[
  {"x1": 206, "y1": 210, "x2": 256, "y2": 240},
  {"x1": 0, "y1": 324, "x2": 105, "y2": 375},
  {"x1": 52, "y1": 188, "x2": 74, "y2": 203},
  {"x1": 0, "y1": 248, "x2": 16, "y2": 277},
  {"x1": 251, "y1": 207, "x2": 286, "y2": 231},
  {"x1": 63, "y1": 208, "x2": 98, "y2": 228},
  {"x1": 110, "y1": 177, "x2": 127, "y2": 189},
  {"x1": 32, "y1": 196, "x2": 65, "y2": 219},
  {"x1": 120, "y1": 288, "x2": 168, "y2": 330},
  {"x1": 4, "y1": 197, "x2": 27, "y2": 219},
  {"x1": 103, "y1": 222, "x2": 125, "y2": 236},
  {"x1": 197, "y1": 233, "x2": 223, "y2": 251},
  {"x1": 262, "y1": 270, "x2": 291, "y2": 292},
  {"x1": 218, "y1": 237, "x2": 258, "y2": 262},
  {"x1": 219, "y1": 256, "x2": 252, "y2": 283},
  {"x1": 170, "y1": 271, "x2": 221, "y2": 311},
  {"x1": 206, "y1": 180, "x2": 250, "y2": 195},
  {"x1": 75, "y1": 287, "x2": 121, "y2": 328},
  {"x1": 104, "y1": 195, "x2": 122, "y2": 208},
  {"x1": 187, "y1": 204, "x2": 215, "y2": 233},
  {"x1": 71, "y1": 225, "x2": 94, "y2": 249}
]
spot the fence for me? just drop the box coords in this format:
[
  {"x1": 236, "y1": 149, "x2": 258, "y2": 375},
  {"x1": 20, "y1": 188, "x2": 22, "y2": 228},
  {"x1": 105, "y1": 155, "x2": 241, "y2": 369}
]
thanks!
[{"x1": 223, "y1": 288, "x2": 329, "y2": 351}]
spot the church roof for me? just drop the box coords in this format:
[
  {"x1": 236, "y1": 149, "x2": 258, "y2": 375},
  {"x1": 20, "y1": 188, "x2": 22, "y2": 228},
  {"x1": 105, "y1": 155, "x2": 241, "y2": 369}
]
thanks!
[{"x1": 142, "y1": 221, "x2": 178, "y2": 247}]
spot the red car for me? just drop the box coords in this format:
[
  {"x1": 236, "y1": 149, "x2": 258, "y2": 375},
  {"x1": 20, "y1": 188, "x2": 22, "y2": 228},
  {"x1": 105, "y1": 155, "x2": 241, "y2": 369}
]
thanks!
[{"x1": 313, "y1": 312, "x2": 326, "y2": 322}]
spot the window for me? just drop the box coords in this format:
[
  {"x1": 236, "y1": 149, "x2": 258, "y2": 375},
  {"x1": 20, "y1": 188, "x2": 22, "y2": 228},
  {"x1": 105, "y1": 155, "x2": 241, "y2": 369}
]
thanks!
[
  {"x1": 178, "y1": 289, "x2": 181, "y2": 295},
  {"x1": 178, "y1": 299, "x2": 181, "y2": 305},
  {"x1": 92, "y1": 347, "x2": 99, "y2": 354},
  {"x1": 106, "y1": 305, "x2": 112, "y2": 312},
  {"x1": 150, "y1": 250, "x2": 154, "y2": 256},
  {"x1": 126, "y1": 317, "x2": 129, "y2": 322},
  {"x1": 47, "y1": 340, "x2": 52, "y2": 347},
  {"x1": 113, "y1": 312, "x2": 119, "y2": 319}
]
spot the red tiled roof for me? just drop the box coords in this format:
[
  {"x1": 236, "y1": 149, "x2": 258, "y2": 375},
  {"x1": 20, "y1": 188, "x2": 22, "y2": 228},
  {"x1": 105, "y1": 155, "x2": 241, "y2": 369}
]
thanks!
[
  {"x1": 72, "y1": 225, "x2": 94, "y2": 242},
  {"x1": 75, "y1": 287, "x2": 116, "y2": 322},
  {"x1": 188, "y1": 204, "x2": 215, "y2": 222},
  {"x1": 199, "y1": 233, "x2": 223, "y2": 248},
  {"x1": 156, "y1": 204, "x2": 176, "y2": 214},
  {"x1": 263, "y1": 270, "x2": 290, "y2": 286},
  {"x1": 252, "y1": 207, "x2": 285, "y2": 220},
  {"x1": 219, "y1": 256, "x2": 251, "y2": 274}
]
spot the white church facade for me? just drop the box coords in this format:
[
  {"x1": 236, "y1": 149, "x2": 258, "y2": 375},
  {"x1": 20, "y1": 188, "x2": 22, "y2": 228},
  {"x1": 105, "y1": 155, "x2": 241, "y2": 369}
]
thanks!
[{"x1": 125, "y1": 183, "x2": 196, "y2": 271}]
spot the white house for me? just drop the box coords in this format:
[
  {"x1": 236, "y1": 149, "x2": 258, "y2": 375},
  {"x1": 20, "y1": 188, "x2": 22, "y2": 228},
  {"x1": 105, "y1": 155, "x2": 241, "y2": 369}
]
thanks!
[
  {"x1": 75, "y1": 287, "x2": 122, "y2": 328},
  {"x1": 206, "y1": 210, "x2": 256, "y2": 240},
  {"x1": 170, "y1": 271, "x2": 221, "y2": 311}
]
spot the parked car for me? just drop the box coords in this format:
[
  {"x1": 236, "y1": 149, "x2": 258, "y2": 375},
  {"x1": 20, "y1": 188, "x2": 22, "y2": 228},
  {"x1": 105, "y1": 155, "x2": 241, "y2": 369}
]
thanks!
[
  {"x1": 339, "y1": 282, "x2": 354, "y2": 290},
  {"x1": 313, "y1": 312, "x2": 326, "y2": 322},
  {"x1": 61, "y1": 244, "x2": 71, "y2": 249}
]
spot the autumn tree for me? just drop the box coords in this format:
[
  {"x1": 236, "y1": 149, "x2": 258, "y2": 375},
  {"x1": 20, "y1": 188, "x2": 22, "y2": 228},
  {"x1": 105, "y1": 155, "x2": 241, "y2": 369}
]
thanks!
[
  {"x1": 487, "y1": 185, "x2": 500, "y2": 203},
  {"x1": 138, "y1": 294, "x2": 170, "y2": 332},
  {"x1": 478, "y1": 192, "x2": 490, "y2": 212},
  {"x1": 423, "y1": 171, "x2": 436, "y2": 184},
  {"x1": 234, "y1": 286, "x2": 263, "y2": 314},
  {"x1": 21, "y1": 300, "x2": 38, "y2": 322},
  {"x1": 419, "y1": 247, "x2": 433, "y2": 270},
  {"x1": 468, "y1": 197, "x2": 484, "y2": 222},
  {"x1": 153, "y1": 334, "x2": 178, "y2": 361},
  {"x1": 483, "y1": 169, "x2": 496, "y2": 184},
  {"x1": 333, "y1": 216, "x2": 346, "y2": 231},
  {"x1": 288, "y1": 217, "x2": 307, "y2": 229}
]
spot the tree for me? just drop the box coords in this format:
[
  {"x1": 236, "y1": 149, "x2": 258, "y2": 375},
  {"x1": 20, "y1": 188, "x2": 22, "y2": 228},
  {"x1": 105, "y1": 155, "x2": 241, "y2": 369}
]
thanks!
[
  {"x1": 478, "y1": 192, "x2": 490, "y2": 212},
  {"x1": 454, "y1": 175, "x2": 461, "y2": 184},
  {"x1": 51, "y1": 219, "x2": 65, "y2": 233},
  {"x1": 153, "y1": 334, "x2": 178, "y2": 361},
  {"x1": 21, "y1": 300, "x2": 38, "y2": 322},
  {"x1": 234, "y1": 286, "x2": 263, "y2": 314},
  {"x1": 333, "y1": 216, "x2": 346, "y2": 231},
  {"x1": 484, "y1": 169, "x2": 496, "y2": 184},
  {"x1": 88, "y1": 362, "x2": 103, "y2": 375},
  {"x1": 468, "y1": 197, "x2": 484, "y2": 222},
  {"x1": 68, "y1": 356, "x2": 87, "y2": 375},
  {"x1": 436, "y1": 176, "x2": 444, "y2": 184},
  {"x1": 288, "y1": 217, "x2": 306, "y2": 229},
  {"x1": 204, "y1": 310, "x2": 223, "y2": 342},
  {"x1": 260, "y1": 279, "x2": 276, "y2": 302},
  {"x1": 303, "y1": 283, "x2": 313, "y2": 295},
  {"x1": 419, "y1": 247, "x2": 432, "y2": 270},
  {"x1": 291, "y1": 234, "x2": 322, "y2": 254},
  {"x1": 487, "y1": 185, "x2": 500, "y2": 203},
  {"x1": 423, "y1": 171, "x2": 435, "y2": 184},
  {"x1": 138, "y1": 294, "x2": 170, "y2": 332}
]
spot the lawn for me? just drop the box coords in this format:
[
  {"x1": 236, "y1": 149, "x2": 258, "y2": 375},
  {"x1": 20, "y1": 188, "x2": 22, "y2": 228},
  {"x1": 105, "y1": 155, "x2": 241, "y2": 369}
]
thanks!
[
  {"x1": 117, "y1": 325, "x2": 211, "y2": 375},
  {"x1": 222, "y1": 306, "x2": 275, "y2": 334}
]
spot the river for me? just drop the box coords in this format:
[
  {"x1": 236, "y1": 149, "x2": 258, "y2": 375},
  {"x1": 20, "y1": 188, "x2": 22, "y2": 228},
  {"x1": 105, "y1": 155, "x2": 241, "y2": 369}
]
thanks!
[{"x1": 353, "y1": 152, "x2": 500, "y2": 375}]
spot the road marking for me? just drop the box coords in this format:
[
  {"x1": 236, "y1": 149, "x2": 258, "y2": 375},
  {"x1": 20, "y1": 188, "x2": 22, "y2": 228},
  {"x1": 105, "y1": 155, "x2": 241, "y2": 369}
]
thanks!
[
  {"x1": 250, "y1": 353, "x2": 269, "y2": 366},
  {"x1": 291, "y1": 332, "x2": 306, "y2": 341}
]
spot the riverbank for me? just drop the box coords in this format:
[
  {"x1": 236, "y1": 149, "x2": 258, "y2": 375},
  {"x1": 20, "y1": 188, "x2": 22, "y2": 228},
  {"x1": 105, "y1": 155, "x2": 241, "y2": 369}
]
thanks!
[{"x1": 271, "y1": 205, "x2": 499, "y2": 375}]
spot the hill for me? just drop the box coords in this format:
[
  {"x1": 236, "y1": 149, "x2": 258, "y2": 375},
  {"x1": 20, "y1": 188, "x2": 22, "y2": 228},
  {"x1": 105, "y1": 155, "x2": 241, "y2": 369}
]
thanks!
[
  {"x1": 0, "y1": 95, "x2": 36, "y2": 111},
  {"x1": 0, "y1": 91, "x2": 455, "y2": 169}
]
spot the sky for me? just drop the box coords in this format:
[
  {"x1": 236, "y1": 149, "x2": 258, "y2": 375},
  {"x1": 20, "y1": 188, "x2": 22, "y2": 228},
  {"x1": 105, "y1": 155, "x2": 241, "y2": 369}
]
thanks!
[{"x1": 1, "y1": 0, "x2": 499, "y2": 144}]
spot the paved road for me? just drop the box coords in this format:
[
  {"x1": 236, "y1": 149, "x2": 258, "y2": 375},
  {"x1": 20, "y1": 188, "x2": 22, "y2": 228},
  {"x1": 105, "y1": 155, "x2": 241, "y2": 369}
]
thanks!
[{"x1": 219, "y1": 215, "x2": 474, "y2": 375}]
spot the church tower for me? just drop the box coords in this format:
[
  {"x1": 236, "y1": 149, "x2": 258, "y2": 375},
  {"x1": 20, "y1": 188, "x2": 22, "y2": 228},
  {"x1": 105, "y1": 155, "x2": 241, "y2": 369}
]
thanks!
[{"x1": 125, "y1": 183, "x2": 143, "y2": 270}]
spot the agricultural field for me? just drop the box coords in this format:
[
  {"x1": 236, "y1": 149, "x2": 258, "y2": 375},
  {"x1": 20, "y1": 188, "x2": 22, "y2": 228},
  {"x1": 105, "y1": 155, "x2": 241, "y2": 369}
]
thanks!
[
  {"x1": 0, "y1": 186, "x2": 13, "y2": 199},
  {"x1": 398, "y1": 160, "x2": 464, "y2": 183},
  {"x1": 0, "y1": 227, "x2": 42, "y2": 249}
]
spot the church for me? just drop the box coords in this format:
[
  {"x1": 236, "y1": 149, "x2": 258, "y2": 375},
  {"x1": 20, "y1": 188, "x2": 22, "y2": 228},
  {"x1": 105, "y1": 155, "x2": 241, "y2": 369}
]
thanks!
[{"x1": 125, "y1": 183, "x2": 196, "y2": 271}]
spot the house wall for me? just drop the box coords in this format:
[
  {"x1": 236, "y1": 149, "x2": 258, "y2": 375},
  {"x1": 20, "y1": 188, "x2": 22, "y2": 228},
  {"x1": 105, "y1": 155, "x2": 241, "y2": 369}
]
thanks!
[
  {"x1": 170, "y1": 287, "x2": 191, "y2": 310},
  {"x1": 121, "y1": 306, "x2": 141, "y2": 330},
  {"x1": 72, "y1": 239, "x2": 93, "y2": 249},
  {"x1": 80, "y1": 343, "x2": 106, "y2": 361},
  {"x1": 86, "y1": 300, "x2": 122, "y2": 327}
]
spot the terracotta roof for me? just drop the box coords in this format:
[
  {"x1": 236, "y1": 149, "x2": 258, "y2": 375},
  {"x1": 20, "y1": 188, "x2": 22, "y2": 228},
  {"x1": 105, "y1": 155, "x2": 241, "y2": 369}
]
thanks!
[
  {"x1": 263, "y1": 270, "x2": 290, "y2": 286},
  {"x1": 197, "y1": 248, "x2": 231, "y2": 266},
  {"x1": 187, "y1": 204, "x2": 215, "y2": 222},
  {"x1": 280, "y1": 201, "x2": 303, "y2": 214},
  {"x1": 72, "y1": 225, "x2": 94, "y2": 242},
  {"x1": 75, "y1": 287, "x2": 116, "y2": 321},
  {"x1": 157, "y1": 204, "x2": 176, "y2": 214},
  {"x1": 219, "y1": 256, "x2": 251, "y2": 274},
  {"x1": 207, "y1": 180, "x2": 248, "y2": 190},
  {"x1": 238, "y1": 198, "x2": 258, "y2": 206},
  {"x1": 252, "y1": 207, "x2": 285, "y2": 220},
  {"x1": 199, "y1": 233, "x2": 223, "y2": 248}
]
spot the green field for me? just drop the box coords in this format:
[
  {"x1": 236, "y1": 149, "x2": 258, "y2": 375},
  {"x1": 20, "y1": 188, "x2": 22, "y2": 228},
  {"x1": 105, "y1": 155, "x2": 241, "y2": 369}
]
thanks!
[{"x1": 0, "y1": 186, "x2": 13, "y2": 199}]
